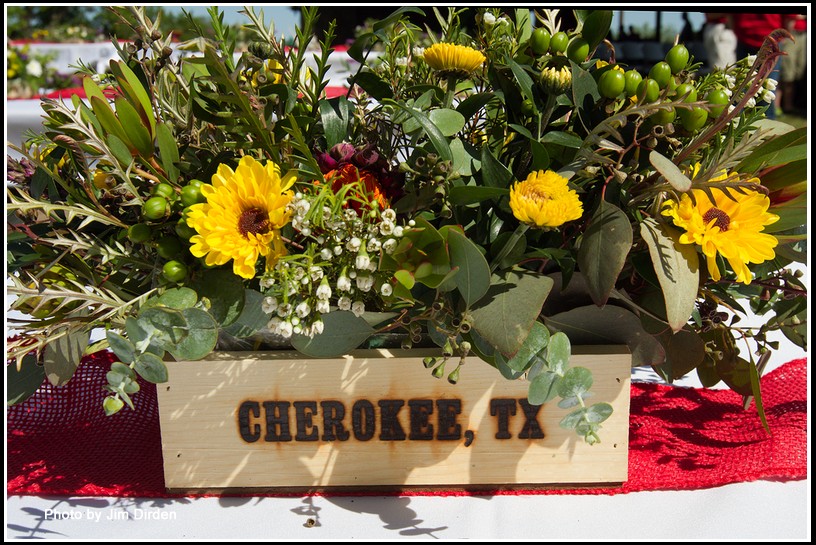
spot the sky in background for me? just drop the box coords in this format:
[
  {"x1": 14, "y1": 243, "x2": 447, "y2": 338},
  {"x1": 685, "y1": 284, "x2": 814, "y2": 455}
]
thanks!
[{"x1": 166, "y1": 6, "x2": 707, "y2": 41}]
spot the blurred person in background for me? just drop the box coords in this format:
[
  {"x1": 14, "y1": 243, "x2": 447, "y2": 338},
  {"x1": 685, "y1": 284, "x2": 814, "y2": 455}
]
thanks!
[
  {"x1": 779, "y1": 13, "x2": 806, "y2": 116},
  {"x1": 730, "y1": 12, "x2": 790, "y2": 119},
  {"x1": 703, "y1": 12, "x2": 737, "y2": 69}
]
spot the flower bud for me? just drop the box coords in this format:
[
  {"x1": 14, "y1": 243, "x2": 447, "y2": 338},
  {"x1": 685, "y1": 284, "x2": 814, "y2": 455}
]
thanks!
[{"x1": 540, "y1": 65, "x2": 572, "y2": 95}]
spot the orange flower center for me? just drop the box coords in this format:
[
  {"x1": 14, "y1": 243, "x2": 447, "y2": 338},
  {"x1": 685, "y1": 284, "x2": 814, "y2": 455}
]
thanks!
[
  {"x1": 703, "y1": 207, "x2": 731, "y2": 231},
  {"x1": 238, "y1": 207, "x2": 271, "y2": 237}
]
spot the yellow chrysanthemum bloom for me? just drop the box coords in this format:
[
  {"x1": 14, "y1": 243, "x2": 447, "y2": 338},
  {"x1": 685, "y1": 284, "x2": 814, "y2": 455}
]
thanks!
[
  {"x1": 187, "y1": 156, "x2": 295, "y2": 279},
  {"x1": 662, "y1": 184, "x2": 779, "y2": 285},
  {"x1": 423, "y1": 43, "x2": 486, "y2": 75},
  {"x1": 509, "y1": 170, "x2": 583, "y2": 229}
]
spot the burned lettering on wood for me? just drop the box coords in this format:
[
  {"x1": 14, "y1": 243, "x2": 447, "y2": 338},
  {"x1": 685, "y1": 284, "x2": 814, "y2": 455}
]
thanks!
[{"x1": 237, "y1": 396, "x2": 544, "y2": 444}]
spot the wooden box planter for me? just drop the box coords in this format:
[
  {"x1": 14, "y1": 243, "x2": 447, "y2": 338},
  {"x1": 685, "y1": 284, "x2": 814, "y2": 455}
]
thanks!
[{"x1": 156, "y1": 347, "x2": 631, "y2": 492}]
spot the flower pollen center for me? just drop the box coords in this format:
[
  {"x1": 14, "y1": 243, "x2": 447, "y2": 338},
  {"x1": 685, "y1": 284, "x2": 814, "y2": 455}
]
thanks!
[
  {"x1": 238, "y1": 207, "x2": 271, "y2": 237},
  {"x1": 523, "y1": 186, "x2": 552, "y2": 202},
  {"x1": 703, "y1": 207, "x2": 731, "y2": 231}
]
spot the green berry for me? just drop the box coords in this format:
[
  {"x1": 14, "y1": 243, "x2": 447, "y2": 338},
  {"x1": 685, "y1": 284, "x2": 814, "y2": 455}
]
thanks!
[
  {"x1": 156, "y1": 236, "x2": 183, "y2": 259},
  {"x1": 531, "y1": 27, "x2": 551, "y2": 55},
  {"x1": 598, "y1": 69, "x2": 626, "y2": 99},
  {"x1": 665, "y1": 44, "x2": 690, "y2": 74},
  {"x1": 142, "y1": 196, "x2": 169, "y2": 221},
  {"x1": 127, "y1": 223, "x2": 152, "y2": 243},
  {"x1": 162, "y1": 260, "x2": 188, "y2": 283}
]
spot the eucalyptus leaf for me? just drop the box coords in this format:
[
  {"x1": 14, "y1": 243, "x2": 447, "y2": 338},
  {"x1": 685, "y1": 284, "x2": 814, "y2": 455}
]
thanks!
[
  {"x1": 528, "y1": 371, "x2": 560, "y2": 405},
  {"x1": 545, "y1": 331, "x2": 571, "y2": 375},
  {"x1": 103, "y1": 396, "x2": 125, "y2": 416},
  {"x1": 192, "y1": 268, "x2": 245, "y2": 326},
  {"x1": 291, "y1": 311, "x2": 374, "y2": 357},
  {"x1": 577, "y1": 200, "x2": 632, "y2": 306},
  {"x1": 559, "y1": 407, "x2": 588, "y2": 430},
  {"x1": 139, "y1": 307, "x2": 188, "y2": 346},
  {"x1": 650, "y1": 150, "x2": 692, "y2": 192},
  {"x1": 544, "y1": 305, "x2": 664, "y2": 368},
  {"x1": 7, "y1": 354, "x2": 45, "y2": 406},
  {"x1": 470, "y1": 269, "x2": 554, "y2": 357},
  {"x1": 429, "y1": 108, "x2": 466, "y2": 137},
  {"x1": 155, "y1": 287, "x2": 198, "y2": 310},
  {"x1": 506, "y1": 321, "x2": 550, "y2": 372},
  {"x1": 585, "y1": 402, "x2": 613, "y2": 424},
  {"x1": 223, "y1": 289, "x2": 269, "y2": 338},
  {"x1": 653, "y1": 329, "x2": 705, "y2": 382},
  {"x1": 134, "y1": 352, "x2": 169, "y2": 383},
  {"x1": 557, "y1": 366, "x2": 593, "y2": 398},
  {"x1": 106, "y1": 331, "x2": 136, "y2": 364},
  {"x1": 446, "y1": 228, "x2": 491, "y2": 308},
  {"x1": 640, "y1": 218, "x2": 700, "y2": 332},
  {"x1": 168, "y1": 307, "x2": 220, "y2": 361},
  {"x1": 494, "y1": 352, "x2": 525, "y2": 380}
]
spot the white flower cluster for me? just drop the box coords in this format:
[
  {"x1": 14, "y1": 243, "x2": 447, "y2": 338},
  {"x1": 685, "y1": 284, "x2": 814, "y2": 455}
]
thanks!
[{"x1": 259, "y1": 194, "x2": 407, "y2": 339}]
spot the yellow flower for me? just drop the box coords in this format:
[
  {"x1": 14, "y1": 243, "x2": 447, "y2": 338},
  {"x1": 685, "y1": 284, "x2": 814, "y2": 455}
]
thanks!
[
  {"x1": 662, "y1": 186, "x2": 779, "y2": 285},
  {"x1": 509, "y1": 170, "x2": 583, "y2": 229},
  {"x1": 187, "y1": 156, "x2": 295, "y2": 279},
  {"x1": 423, "y1": 43, "x2": 486, "y2": 75}
]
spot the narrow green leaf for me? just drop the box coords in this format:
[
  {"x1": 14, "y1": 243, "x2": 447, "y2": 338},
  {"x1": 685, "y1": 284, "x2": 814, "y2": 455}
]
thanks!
[
  {"x1": 650, "y1": 150, "x2": 692, "y2": 192},
  {"x1": 43, "y1": 329, "x2": 90, "y2": 387},
  {"x1": 577, "y1": 200, "x2": 632, "y2": 306},
  {"x1": 505, "y1": 56, "x2": 536, "y2": 102},
  {"x1": 82, "y1": 76, "x2": 108, "y2": 104},
  {"x1": 640, "y1": 218, "x2": 700, "y2": 332},
  {"x1": 319, "y1": 97, "x2": 351, "y2": 149},
  {"x1": 7, "y1": 354, "x2": 45, "y2": 406},
  {"x1": 107, "y1": 134, "x2": 134, "y2": 166},
  {"x1": 448, "y1": 186, "x2": 508, "y2": 205},
  {"x1": 354, "y1": 71, "x2": 394, "y2": 101},
  {"x1": 156, "y1": 122, "x2": 180, "y2": 182},
  {"x1": 111, "y1": 60, "x2": 156, "y2": 134},
  {"x1": 386, "y1": 100, "x2": 452, "y2": 161},
  {"x1": 446, "y1": 228, "x2": 491, "y2": 307},
  {"x1": 480, "y1": 146, "x2": 513, "y2": 188},
  {"x1": 456, "y1": 92, "x2": 495, "y2": 120},
  {"x1": 540, "y1": 131, "x2": 583, "y2": 148},
  {"x1": 114, "y1": 97, "x2": 154, "y2": 157},
  {"x1": 90, "y1": 96, "x2": 132, "y2": 152},
  {"x1": 291, "y1": 311, "x2": 374, "y2": 357}
]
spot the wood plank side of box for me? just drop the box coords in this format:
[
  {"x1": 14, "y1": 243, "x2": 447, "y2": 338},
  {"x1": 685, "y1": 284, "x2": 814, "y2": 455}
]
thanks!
[{"x1": 157, "y1": 346, "x2": 630, "y2": 491}]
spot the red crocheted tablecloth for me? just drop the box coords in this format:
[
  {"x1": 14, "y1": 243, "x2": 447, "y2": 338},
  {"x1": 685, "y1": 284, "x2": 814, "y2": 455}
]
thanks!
[{"x1": 6, "y1": 353, "x2": 808, "y2": 498}]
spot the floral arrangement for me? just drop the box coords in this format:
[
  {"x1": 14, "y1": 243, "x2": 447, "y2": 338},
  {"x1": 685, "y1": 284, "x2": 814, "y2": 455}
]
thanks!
[
  {"x1": 7, "y1": 7, "x2": 807, "y2": 444},
  {"x1": 6, "y1": 43, "x2": 76, "y2": 99}
]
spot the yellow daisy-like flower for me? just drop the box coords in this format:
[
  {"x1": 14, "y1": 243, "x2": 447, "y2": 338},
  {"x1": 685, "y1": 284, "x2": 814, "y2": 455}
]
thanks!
[
  {"x1": 509, "y1": 170, "x2": 583, "y2": 229},
  {"x1": 662, "y1": 186, "x2": 779, "y2": 285},
  {"x1": 423, "y1": 43, "x2": 486, "y2": 75},
  {"x1": 187, "y1": 156, "x2": 295, "y2": 279}
]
